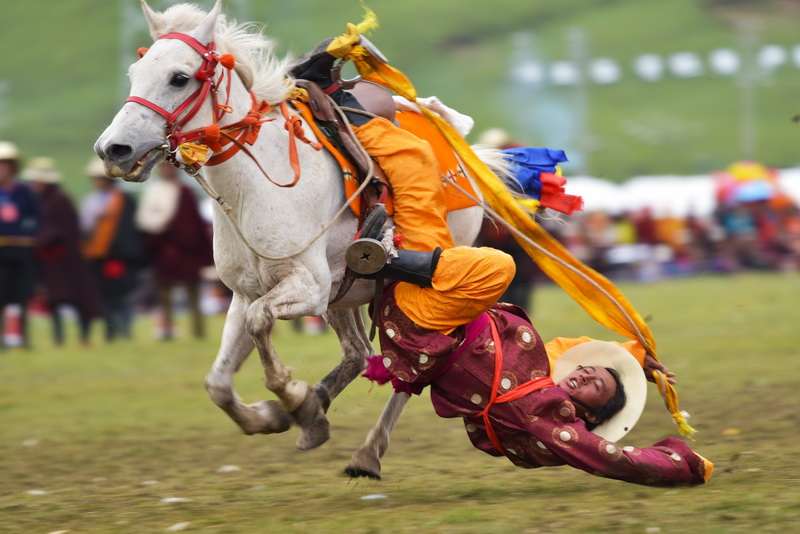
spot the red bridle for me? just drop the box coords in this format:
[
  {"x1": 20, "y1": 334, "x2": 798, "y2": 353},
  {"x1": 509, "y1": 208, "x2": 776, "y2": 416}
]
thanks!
[
  {"x1": 127, "y1": 32, "x2": 320, "y2": 187},
  {"x1": 127, "y1": 32, "x2": 234, "y2": 150}
]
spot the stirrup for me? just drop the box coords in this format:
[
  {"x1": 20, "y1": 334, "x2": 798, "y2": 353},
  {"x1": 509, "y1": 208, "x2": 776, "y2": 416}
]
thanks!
[
  {"x1": 347, "y1": 204, "x2": 391, "y2": 275},
  {"x1": 346, "y1": 238, "x2": 388, "y2": 275}
]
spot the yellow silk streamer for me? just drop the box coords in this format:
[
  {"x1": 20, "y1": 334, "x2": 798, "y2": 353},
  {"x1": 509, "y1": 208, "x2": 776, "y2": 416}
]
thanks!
[
  {"x1": 331, "y1": 10, "x2": 695, "y2": 438},
  {"x1": 176, "y1": 142, "x2": 212, "y2": 167}
]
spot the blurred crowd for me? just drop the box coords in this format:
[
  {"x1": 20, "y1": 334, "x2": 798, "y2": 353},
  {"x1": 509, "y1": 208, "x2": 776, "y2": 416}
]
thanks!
[
  {"x1": 476, "y1": 129, "x2": 800, "y2": 311},
  {"x1": 2, "y1": 136, "x2": 798, "y2": 348},
  {"x1": 0, "y1": 141, "x2": 220, "y2": 349}
]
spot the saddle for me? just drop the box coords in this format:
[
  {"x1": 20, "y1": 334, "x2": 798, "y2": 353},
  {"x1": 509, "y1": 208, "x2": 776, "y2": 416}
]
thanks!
[
  {"x1": 292, "y1": 79, "x2": 396, "y2": 219},
  {"x1": 291, "y1": 79, "x2": 480, "y2": 221}
]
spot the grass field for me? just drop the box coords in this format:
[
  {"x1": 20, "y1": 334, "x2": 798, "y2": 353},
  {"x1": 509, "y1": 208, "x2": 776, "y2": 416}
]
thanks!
[
  {"x1": 2, "y1": 0, "x2": 800, "y2": 192},
  {"x1": 1, "y1": 273, "x2": 799, "y2": 533}
]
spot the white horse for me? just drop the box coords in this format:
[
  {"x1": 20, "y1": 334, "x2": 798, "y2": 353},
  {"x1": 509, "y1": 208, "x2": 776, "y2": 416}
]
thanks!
[{"x1": 95, "y1": 0, "x2": 503, "y2": 468}]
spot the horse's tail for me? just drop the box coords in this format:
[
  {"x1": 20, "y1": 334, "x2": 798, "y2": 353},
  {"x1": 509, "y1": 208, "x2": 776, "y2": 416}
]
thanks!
[{"x1": 470, "y1": 146, "x2": 518, "y2": 193}]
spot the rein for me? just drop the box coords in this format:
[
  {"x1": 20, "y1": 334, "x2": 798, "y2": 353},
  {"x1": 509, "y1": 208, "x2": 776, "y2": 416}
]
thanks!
[{"x1": 127, "y1": 32, "x2": 320, "y2": 187}]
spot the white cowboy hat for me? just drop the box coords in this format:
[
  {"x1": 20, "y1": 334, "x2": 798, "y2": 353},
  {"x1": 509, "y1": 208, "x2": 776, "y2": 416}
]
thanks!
[
  {"x1": 477, "y1": 128, "x2": 512, "y2": 149},
  {"x1": 552, "y1": 340, "x2": 647, "y2": 442},
  {"x1": 0, "y1": 141, "x2": 20, "y2": 161},
  {"x1": 85, "y1": 156, "x2": 108, "y2": 178},
  {"x1": 22, "y1": 157, "x2": 61, "y2": 184}
]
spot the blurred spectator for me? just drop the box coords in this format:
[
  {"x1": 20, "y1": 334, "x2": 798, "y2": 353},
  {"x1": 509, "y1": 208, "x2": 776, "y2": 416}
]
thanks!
[
  {"x1": 24, "y1": 157, "x2": 102, "y2": 346},
  {"x1": 81, "y1": 157, "x2": 144, "y2": 341},
  {"x1": 478, "y1": 219, "x2": 538, "y2": 310},
  {"x1": 136, "y1": 163, "x2": 212, "y2": 340},
  {"x1": 0, "y1": 141, "x2": 38, "y2": 349}
]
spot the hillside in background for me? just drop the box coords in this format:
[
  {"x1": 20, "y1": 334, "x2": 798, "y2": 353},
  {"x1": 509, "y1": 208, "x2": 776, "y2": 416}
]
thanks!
[{"x1": 1, "y1": 0, "x2": 799, "y2": 195}]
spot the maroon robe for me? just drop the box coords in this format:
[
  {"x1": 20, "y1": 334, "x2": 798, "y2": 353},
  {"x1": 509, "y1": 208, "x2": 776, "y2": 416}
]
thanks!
[
  {"x1": 144, "y1": 184, "x2": 212, "y2": 284},
  {"x1": 34, "y1": 184, "x2": 101, "y2": 316},
  {"x1": 374, "y1": 285, "x2": 709, "y2": 487}
]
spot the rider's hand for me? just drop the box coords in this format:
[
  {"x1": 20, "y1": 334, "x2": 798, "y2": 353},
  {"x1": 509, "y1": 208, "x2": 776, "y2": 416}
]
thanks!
[{"x1": 643, "y1": 354, "x2": 676, "y2": 385}]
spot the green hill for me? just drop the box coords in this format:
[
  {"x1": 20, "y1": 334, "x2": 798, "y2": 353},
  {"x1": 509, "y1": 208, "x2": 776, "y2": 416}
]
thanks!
[{"x1": 1, "y1": 0, "x2": 799, "y2": 195}]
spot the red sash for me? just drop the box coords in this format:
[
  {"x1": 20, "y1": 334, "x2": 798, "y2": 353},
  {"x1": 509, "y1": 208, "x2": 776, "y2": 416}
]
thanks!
[{"x1": 479, "y1": 314, "x2": 555, "y2": 456}]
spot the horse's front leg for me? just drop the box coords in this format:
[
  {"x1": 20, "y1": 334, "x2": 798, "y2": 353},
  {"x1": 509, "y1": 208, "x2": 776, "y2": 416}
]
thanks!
[
  {"x1": 345, "y1": 391, "x2": 411, "y2": 479},
  {"x1": 245, "y1": 269, "x2": 331, "y2": 450},
  {"x1": 205, "y1": 293, "x2": 292, "y2": 435},
  {"x1": 315, "y1": 307, "x2": 372, "y2": 409}
]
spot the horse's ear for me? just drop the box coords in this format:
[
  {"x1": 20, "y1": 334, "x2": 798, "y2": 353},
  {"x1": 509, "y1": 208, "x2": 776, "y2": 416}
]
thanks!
[
  {"x1": 140, "y1": 0, "x2": 166, "y2": 40},
  {"x1": 192, "y1": 0, "x2": 223, "y2": 44}
]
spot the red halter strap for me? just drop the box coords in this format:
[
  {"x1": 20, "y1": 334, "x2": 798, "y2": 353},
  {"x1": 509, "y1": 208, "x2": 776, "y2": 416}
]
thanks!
[
  {"x1": 126, "y1": 32, "x2": 321, "y2": 186},
  {"x1": 126, "y1": 33, "x2": 227, "y2": 148},
  {"x1": 478, "y1": 314, "x2": 555, "y2": 457}
]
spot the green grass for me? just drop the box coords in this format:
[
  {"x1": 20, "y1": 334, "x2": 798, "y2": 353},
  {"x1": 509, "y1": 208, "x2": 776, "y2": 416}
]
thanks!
[
  {"x1": 1, "y1": 0, "x2": 799, "y2": 195},
  {"x1": 1, "y1": 273, "x2": 799, "y2": 532}
]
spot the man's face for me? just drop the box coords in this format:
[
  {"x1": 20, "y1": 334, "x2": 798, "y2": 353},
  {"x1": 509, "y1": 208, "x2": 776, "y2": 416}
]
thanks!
[
  {"x1": 558, "y1": 365, "x2": 617, "y2": 421},
  {"x1": 0, "y1": 160, "x2": 16, "y2": 183}
]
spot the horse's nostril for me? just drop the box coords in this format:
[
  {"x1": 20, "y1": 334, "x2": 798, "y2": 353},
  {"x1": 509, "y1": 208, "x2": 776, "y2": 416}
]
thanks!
[{"x1": 107, "y1": 143, "x2": 134, "y2": 161}]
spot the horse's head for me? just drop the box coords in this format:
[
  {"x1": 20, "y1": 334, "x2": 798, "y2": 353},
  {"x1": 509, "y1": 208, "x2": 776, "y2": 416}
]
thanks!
[{"x1": 94, "y1": 0, "x2": 223, "y2": 182}]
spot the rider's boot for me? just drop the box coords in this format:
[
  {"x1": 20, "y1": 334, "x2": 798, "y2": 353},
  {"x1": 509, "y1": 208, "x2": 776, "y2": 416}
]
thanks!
[
  {"x1": 290, "y1": 39, "x2": 337, "y2": 89},
  {"x1": 345, "y1": 204, "x2": 443, "y2": 289}
]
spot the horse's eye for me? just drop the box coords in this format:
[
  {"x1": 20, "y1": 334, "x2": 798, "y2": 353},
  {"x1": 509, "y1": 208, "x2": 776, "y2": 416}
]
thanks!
[{"x1": 170, "y1": 73, "x2": 191, "y2": 88}]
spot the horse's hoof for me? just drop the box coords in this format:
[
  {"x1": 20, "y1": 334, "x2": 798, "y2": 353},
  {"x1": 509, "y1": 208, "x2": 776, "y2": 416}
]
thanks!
[
  {"x1": 292, "y1": 391, "x2": 330, "y2": 451},
  {"x1": 344, "y1": 466, "x2": 381, "y2": 480},
  {"x1": 241, "y1": 400, "x2": 292, "y2": 435},
  {"x1": 345, "y1": 447, "x2": 381, "y2": 479}
]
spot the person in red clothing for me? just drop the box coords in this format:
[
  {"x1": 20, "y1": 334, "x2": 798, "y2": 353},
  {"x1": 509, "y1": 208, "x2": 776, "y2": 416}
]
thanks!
[
  {"x1": 0, "y1": 141, "x2": 38, "y2": 349},
  {"x1": 300, "y1": 32, "x2": 711, "y2": 485},
  {"x1": 24, "y1": 157, "x2": 101, "y2": 345},
  {"x1": 136, "y1": 163, "x2": 212, "y2": 339}
]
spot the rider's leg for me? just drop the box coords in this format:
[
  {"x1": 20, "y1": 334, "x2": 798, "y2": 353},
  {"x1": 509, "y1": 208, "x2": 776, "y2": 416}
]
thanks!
[
  {"x1": 395, "y1": 246, "x2": 515, "y2": 333},
  {"x1": 352, "y1": 117, "x2": 454, "y2": 252}
]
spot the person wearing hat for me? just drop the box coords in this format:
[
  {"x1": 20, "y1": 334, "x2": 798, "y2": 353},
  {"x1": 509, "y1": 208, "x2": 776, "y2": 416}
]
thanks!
[
  {"x1": 135, "y1": 162, "x2": 212, "y2": 341},
  {"x1": 0, "y1": 141, "x2": 38, "y2": 348},
  {"x1": 81, "y1": 157, "x2": 145, "y2": 341},
  {"x1": 363, "y1": 298, "x2": 712, "y2": 486},
  {"x1": 24, "y1": 157, "x2": 101, "y2": 346},
  {"x1": 350, "y1": 194, "x2": 711, "y2": 484}
]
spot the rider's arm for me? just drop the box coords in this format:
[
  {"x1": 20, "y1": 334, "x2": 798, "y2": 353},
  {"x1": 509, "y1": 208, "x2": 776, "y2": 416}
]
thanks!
[{"x1": 519, "y1": 395, "x2": 712, "y2": 487}]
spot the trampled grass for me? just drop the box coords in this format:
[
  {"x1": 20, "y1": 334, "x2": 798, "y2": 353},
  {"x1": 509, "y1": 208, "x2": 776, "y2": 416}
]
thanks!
[{"x1": 1, "y1": 273, "x2": 799, "y2": 532}]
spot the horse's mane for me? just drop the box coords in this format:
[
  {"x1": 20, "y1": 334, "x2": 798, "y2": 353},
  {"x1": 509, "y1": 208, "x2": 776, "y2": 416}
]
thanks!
[{"x1": 149, "y1": 3, "x2": 295, "y2": 104}]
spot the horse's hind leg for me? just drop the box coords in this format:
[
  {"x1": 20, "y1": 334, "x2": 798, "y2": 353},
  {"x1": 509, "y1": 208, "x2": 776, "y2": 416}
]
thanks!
[
  {"x1": 205, "y1": 293, "x2": 292, "y2": 435},
  {"x1": 315, "y1": 308, "x2": 371, "y2": 409},
  {"x1": 345, "y1": 391, "x2": 410, "y2": 479},
  {"x1": 245, "y1": 271, "x2": 331, "y2": 450}
]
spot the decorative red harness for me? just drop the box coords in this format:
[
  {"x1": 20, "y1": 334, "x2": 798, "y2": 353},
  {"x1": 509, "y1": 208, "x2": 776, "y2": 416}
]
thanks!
[{"x1": 128, "y1": 32, "x2": 320, "y2": 187}]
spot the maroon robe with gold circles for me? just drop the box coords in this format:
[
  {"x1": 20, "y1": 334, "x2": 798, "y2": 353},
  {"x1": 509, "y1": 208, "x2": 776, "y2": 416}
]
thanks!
[{"x1": 373, "y1": 284, "x2": 710, "y2": 487}]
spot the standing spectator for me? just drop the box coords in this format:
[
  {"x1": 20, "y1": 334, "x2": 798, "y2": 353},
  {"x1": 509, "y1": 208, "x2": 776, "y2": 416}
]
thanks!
[
  {"x1": 24, "y1": 157, "x2": 102, "y2": 346},
  {"x1": 0, "y1": 142, "x2": 38, "y2": 349},
  {"x1": 136, "y1": 163, "x2": 212, "y2": 340},
  {"x1": 81, "y1": 157, "x2": 144, "y2": 341}
]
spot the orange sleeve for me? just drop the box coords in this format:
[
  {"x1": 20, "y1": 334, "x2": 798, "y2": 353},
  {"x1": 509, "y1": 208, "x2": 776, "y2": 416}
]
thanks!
[{"x1": 353, "y1": 117, "x2": 454, "y2": 252}]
